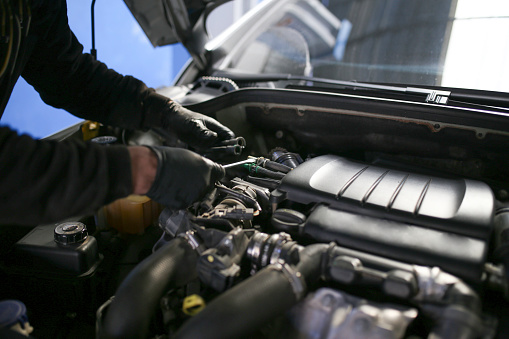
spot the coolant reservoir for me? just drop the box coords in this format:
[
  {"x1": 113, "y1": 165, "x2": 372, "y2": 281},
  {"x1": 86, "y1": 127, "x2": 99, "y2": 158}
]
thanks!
[{"x1": 102, "y1": 195, "x2": 162, "y2": 234}]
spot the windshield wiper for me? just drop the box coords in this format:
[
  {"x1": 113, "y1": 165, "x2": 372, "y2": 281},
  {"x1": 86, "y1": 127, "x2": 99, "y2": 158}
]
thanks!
[{"x1": 213, "y1": 70, "x2": 509, "y2": 109}]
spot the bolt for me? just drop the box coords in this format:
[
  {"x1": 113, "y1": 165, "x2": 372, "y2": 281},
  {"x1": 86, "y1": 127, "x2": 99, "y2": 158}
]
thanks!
[{"x1": 329, "y1": 256, "x2": 362, "y2": 284}]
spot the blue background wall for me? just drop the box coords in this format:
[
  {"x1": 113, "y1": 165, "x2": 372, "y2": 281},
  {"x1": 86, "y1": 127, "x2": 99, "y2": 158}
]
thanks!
[{"x1": 1, "y1": 1, "x2": 190, "y2": 138}]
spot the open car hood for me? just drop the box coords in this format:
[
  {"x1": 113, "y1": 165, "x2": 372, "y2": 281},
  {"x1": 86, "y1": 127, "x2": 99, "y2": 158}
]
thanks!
[{"x1": 123, "y1": 0, "x2": 231, "y2": 69}]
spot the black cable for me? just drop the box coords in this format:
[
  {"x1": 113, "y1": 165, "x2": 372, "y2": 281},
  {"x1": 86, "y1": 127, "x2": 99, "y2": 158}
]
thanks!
[
  {"x1": 22, "y1": 0, "x2": 31, "y2": 37},
  {"x1": 6, "y1": 0, "x2": 21, "y2": 78},
  {"x1": 9, "y1": 16, "x2": 21, "y2": 77},
  {"x1": 245, "y1": 163, "x2": 286, "y2": 180},
  {"x1": 91, "y1": 0, "x2": 97, "y2": 59},
  {"x1": 0, "y1": 0, "x2": 14, "y2": 79},
  {"x1": 260, "y1": 159, "x2": 292, "y2": 173},
  {"x1": 245, "y1": 176, "x2": 280, "y2": 190}
]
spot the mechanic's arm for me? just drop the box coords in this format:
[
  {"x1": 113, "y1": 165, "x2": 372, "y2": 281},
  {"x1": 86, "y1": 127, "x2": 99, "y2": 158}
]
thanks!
[
  {"x1": 0, "y1": 126, "x2": 222, "y2": 225},
  {"x1": 0, "y1": 126, "x2": 131, "y2": 225},
  {"x1": 22, "y1": 0, "x2": 234, "y2": 148}
]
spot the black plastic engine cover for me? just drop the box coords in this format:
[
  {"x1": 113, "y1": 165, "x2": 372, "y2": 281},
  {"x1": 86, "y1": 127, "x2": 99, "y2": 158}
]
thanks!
[
  {"x1": 271, "y1": 155, "x2": 495, "y2": 282},
  {"x1": 273, "y1": 155, "x2": 494, "y2": 239},
  {"x1": 304, "y1": 205, "x2": 486, "y2": 282}
]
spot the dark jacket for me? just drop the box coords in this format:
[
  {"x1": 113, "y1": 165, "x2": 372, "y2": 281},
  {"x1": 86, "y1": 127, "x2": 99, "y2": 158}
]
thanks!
[{"x1": 0, "y1": 0, "x2": 163, "y2": 225}]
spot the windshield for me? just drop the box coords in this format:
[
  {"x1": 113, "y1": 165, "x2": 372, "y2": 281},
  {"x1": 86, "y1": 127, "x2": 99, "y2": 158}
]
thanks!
[{"x1": 225, "y1": 0, "x2": 509, "y2": 93}]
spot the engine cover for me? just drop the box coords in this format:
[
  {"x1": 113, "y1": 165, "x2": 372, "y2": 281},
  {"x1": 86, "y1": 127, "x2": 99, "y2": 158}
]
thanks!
[{"x1": 272, "y1": 155, "x2": 495, "y2": 282}]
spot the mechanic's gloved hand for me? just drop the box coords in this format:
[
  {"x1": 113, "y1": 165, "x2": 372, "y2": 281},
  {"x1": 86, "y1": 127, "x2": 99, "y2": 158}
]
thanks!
[
  {"x1": 144, "y1": 92, "x2": 235, "y2": 148},
  {"x1": 146, "y1": 146, "x2": 225, "y2": 209}
]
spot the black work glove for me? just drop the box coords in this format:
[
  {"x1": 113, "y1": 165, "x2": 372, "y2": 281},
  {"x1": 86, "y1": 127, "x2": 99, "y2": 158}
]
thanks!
[
  {"x1": 146, "y1": 146, "x2": 225, "y2": 209},
  {"x1": 143, "y1": 93, "x2": 235, "y2": 148}
]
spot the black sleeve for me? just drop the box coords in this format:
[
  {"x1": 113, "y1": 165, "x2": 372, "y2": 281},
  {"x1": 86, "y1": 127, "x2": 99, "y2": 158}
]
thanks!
[
  {"x1": 0, "y1": 126, "x2": 132, "y2": 225},
  {"x1": 21, "y1": 0, "x2": 163, "y2": 130}
]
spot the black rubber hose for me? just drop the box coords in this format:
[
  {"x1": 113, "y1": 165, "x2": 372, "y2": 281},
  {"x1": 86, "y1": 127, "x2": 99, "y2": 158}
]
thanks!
[
  {"x1": 262, "y1": 159, "x2": 292, "y2": 174},
  {"x1": 175, "y1": 267, "x2": 299, "y2": 339},
  {"x1": 99, "y1": 237, "x2": 199, "y2": 339},
  {"x1": 251, "y1": 166, "x2": 286, "y2": 180},
  {"x1": 294, "y1": 244, "x2": 328, "y2": 282},
  {"x1": 175, "y1": 243, "x2": 328, "y2": 339}
]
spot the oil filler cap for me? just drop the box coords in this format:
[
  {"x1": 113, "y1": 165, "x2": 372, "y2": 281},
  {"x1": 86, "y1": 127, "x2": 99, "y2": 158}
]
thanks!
[{"x1": 54, "y1": 222, "x2": 88, "y2": 245}]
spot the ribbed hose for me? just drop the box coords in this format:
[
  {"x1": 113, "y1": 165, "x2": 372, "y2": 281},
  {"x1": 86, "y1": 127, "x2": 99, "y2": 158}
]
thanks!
[
  {"x1": 175, "y1": 267, "x2": 299, "y2": 339},
  {"x1": 175, "y1": 243, "x2": 328, "y2": 339},
  {"x1": 99, "y1": 237, "x2": 199, "y2": 339}
]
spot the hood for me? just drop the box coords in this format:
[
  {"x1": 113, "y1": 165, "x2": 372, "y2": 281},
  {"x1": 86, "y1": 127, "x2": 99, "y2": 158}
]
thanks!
[{"x1": 123, "y1": 0, "x2": 231, "y2": 69}]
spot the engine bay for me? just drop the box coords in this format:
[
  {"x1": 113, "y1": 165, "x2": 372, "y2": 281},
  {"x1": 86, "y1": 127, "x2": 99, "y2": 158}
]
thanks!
[{"x1": 1, "y1": 77, "x2": 509, "y2": 339}]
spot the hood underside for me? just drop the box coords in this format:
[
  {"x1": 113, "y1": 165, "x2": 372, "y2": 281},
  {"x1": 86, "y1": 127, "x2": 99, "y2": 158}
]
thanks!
[{"x1": 123, "y1": 0, "x2": 231, "y2": 69}]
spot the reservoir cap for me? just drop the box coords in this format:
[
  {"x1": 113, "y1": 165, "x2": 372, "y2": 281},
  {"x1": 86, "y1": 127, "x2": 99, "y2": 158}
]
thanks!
[{"x1": 54, "y1": 222, "x2": 88, "y2": 245}]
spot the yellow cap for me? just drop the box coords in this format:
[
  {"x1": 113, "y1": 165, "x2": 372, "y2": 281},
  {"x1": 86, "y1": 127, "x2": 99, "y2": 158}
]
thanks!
[{"x1": 182, "y1": 294, "x2": 206, "y2": 316}]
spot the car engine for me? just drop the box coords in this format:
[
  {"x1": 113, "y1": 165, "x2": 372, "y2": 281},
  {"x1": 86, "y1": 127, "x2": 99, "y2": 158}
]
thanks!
[{"x1": 1, "y1": 76, "x2": 509, "y2": 339}]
